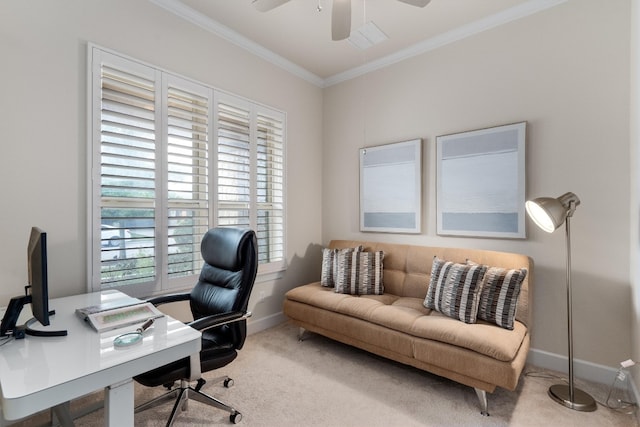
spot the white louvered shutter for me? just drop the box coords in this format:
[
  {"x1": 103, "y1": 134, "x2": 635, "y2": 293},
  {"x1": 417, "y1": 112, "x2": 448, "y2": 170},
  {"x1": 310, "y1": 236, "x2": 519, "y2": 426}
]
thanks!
[
  {"x1": 256, "y1": 111, "x2": 285, "y2": 264},
  {"x1": 216, "y1": 101, "x2": 252, "y2": 229},
  {"x1": 165, "y1": 77, "x2": 211, "y2": 282},
  {"x1": 215, "y1": 95, "x2": 286, "y2": 270},
  {"x1": 96, "y1": 54, "x2": 159, "y2": 290}
]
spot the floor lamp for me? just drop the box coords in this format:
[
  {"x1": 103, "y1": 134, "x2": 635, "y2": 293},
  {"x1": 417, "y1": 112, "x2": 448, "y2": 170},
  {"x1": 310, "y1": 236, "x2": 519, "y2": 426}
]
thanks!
[{"x1": 525, "y1": 192, "x2": 597, "y2": 412}]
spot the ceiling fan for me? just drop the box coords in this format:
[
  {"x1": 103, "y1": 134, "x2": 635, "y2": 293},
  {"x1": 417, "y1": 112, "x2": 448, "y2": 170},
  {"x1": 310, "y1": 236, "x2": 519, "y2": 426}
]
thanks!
[{"x1": 252, "y1": 0, "x2": 431, "y2": 41}]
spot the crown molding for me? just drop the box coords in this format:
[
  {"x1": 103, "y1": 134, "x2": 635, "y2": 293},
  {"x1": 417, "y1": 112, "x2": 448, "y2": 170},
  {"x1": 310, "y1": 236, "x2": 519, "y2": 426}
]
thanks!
[
  {"x1": 324, "y1": 0, "x2": 568, "y2": 87},
  {"x1": 151, "y1": 0, "x2": 567, "y2": 89},
  {"x1": 149, "y1": 0, "x2": 325, "y2": 87}
]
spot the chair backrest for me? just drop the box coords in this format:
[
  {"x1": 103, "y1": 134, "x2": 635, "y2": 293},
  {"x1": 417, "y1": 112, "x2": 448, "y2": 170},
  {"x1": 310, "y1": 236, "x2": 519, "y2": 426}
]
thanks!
[{"x1": 190, "y1": 227, "x2": 258, "y2": 348}]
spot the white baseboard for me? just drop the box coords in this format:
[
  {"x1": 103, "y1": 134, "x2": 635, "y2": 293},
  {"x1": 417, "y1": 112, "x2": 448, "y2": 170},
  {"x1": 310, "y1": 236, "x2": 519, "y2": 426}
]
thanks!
[
  {"x1": 528, "y1": 348, "x2": 640, "y2": 412},
  {"x1": 528, "y1": 348, "x2": 621, "y2": 385},
  {"x1": 247, "y1": 311, "x2": 286, "y2": 335}
]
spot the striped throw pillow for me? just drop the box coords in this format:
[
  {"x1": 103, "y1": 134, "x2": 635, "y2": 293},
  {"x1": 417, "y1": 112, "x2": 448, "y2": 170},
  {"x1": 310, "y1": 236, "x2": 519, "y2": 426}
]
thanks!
[
  {"x1": 320, "y1": 246, "x2": 363, "y2": 287},
  {"x1": 477, "y1": 267, "x2": 527, "y2": 330},
  {"x1": 335, "y1": 250, "x2": 384, "y2": 295},
  {"x1": 424, "y1": 257, "x2": 487, "y2": 324}
]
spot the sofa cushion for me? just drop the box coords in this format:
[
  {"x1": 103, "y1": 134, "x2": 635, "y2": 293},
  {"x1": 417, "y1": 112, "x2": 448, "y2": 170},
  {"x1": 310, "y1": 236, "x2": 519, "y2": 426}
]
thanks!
[
  {"x1": 424, "y1": 257, "x2": 487, "y2": 324},
  {"x1": 286, "y1": 282, "x2": 351, "y2": 312},
  {"x1": 366, "y1": 297, "x2": 431, "y2": 332},
  {"x1": 409, "y1": 312, "x2": 527, "y2": 362},
  {"x1": 335, "y1": 250, "x2": 384, "y2": 295},
  {"x1": 320, "y1": 246, "x2": 362, "y2": 287},
  {"x1": 285, "y1": 283, "x2": 526, "y2": 361},
  {"x1": 477, "y1": 267, "x2": 528, "y2": 330}
]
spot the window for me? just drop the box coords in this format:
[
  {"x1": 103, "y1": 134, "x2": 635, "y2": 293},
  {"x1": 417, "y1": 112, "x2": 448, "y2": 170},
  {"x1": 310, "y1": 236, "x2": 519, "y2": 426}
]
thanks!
[{"x1": 89, "y1": 46, "x2": 286, "y2": 296}]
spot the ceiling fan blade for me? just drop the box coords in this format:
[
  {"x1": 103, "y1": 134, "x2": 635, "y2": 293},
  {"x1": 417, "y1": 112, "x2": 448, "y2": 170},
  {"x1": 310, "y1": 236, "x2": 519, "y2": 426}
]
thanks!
[
  {"x1": 332, "y1": 0, "x2": 351, "y2": 41},
  {"x1": 397, "y1": 0, "x2": 431, "y2": 7},
  {"x1": 252, "y1": 0, "x2": 292, "y2": 12}
]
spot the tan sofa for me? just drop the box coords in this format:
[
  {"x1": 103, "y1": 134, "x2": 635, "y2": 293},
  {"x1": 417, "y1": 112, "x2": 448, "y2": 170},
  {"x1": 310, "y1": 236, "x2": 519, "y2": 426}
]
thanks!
[{"x1": 283, "y1": 240, "x2": 533, "y2": 415}]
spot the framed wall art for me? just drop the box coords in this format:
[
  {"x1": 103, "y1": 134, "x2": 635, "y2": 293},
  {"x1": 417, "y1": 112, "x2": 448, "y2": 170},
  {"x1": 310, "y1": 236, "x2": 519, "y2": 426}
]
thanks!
[
  {"x1": 360, "y1": 139, "x2": 422, "y2": 233},
  {"x1": 436, "y1": 122, "x2": 526, "y2": 239}
]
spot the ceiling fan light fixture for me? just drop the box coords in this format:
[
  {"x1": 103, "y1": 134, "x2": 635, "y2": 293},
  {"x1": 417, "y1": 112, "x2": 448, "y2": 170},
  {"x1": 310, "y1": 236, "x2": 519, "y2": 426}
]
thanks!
[
  {"x1": 252, "y1": 0, "x2": 290, "y2": 13},
  {"x1": 348, "y1": 21, "x2": 388, "y2": 50},
  {"x1": 331, "y1": 0, "x2": 352, "y2": 41},
  {"x1": 397, "y1": 0, "x2": 431, "y2": 6}
]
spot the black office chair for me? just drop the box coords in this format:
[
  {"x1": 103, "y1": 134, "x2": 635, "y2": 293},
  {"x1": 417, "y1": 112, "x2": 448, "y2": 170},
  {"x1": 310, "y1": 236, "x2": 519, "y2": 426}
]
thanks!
[{"x1": 134, "y1": 227, "x2": 258, "y2": 426}]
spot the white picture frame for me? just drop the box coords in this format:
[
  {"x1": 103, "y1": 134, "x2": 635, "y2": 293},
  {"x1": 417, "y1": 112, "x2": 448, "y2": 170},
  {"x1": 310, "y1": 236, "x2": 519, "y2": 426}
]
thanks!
[
  {"x1": 360, "y1": 139, "x2": 422, "y2": 234},
  {"x1": 436, "y1": 122, "x2": 526, "y2": 239}
]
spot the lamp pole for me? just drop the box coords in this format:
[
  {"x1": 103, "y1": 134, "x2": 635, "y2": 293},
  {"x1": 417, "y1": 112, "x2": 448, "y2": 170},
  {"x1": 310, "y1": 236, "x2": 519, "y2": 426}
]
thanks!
[
  {"x1": 566, "y1": 208, "x2": 575, "y2": 403},
  {"x1": 547, "y1": 201, "x2": 596, "y2": 411}
]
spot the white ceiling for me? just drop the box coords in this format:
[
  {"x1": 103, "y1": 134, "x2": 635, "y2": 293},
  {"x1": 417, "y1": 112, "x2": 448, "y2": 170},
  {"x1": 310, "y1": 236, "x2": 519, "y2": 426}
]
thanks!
[{"x1": 151, "y1": 0, "x2": 566, "y2": 87}]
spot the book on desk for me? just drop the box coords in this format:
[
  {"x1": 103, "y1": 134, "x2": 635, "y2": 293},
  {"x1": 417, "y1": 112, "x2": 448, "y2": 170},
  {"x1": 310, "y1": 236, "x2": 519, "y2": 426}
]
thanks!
[{"x1": 76, "y1": 296, "x2": 164, "y2": 332}]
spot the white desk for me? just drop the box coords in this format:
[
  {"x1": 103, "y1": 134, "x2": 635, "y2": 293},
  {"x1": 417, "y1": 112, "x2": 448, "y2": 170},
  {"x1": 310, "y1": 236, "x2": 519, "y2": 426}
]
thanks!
[{"x1": 0, "y1": 290, "x2": 201, "y2": 426}]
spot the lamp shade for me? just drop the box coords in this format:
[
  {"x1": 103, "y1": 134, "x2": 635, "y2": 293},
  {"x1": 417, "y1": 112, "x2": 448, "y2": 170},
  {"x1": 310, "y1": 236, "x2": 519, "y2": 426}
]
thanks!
[{"x1": 525, "y1": 192, "x2": 580, "y2": 233}]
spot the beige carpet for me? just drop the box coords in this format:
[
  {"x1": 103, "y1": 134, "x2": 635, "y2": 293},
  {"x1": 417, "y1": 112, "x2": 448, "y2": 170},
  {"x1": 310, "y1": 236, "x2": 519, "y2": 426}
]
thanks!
[{"x1": 12, "y1": 322, "x2": 639, "y2": 427}]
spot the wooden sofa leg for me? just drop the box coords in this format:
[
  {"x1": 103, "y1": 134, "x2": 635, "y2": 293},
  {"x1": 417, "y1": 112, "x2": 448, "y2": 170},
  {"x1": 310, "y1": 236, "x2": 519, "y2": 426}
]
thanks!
[
  {"x1": 297, "y1": 327, "x2": 308, "y2": 341},
  {"x1": 474, "y1": 388, "x2": 489, "y2": 416}
]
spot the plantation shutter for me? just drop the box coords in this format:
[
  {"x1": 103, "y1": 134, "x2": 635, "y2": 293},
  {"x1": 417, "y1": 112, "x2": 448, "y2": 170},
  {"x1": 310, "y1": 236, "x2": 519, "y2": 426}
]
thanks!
[
  {"x1": 97, "y1": 54, "x2": 159, "y2": 290},
  {"x1": 216, "y1": 101, "x2": 252, "y2": 229},
  {"x1": 215, "y1": 96, "x2": 286, "y2": 270},
  {"x1": 256, "y1": 111, "x2": 285, "y2": 264},
  {"x1": 165, "y1": 77, "x2": 211, "y2": 282},
  {"x1": 91, "y1": 46, "x2": 287, "y2": 295}
]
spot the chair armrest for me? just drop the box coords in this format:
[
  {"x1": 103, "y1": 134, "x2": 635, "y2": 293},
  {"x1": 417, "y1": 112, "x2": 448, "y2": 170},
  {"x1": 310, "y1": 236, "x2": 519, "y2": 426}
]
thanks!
[
  {"x1": 146, "y1": 293, "x2": 190, "y2": 307},
  {"x1": 188, "y1": 311, "x2": 252, "y2": 332}
]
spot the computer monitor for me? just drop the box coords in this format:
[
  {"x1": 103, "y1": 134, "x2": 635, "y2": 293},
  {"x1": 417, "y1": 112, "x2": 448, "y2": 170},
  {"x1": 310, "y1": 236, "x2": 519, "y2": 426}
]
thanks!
[
  {"x1": 0, "y1": 227, "x2": 67, "y2": 338},
  {"x1": 27, "y1": 226, "x2": 50, "y2": 326}
]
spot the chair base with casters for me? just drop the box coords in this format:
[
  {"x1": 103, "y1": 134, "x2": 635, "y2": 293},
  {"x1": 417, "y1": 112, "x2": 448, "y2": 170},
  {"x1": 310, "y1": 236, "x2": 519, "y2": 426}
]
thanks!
[
  {"x1": 134, "y1": 310, "x2": 252, "y2": 426},
  {"x1": 135, "y1": 375, "x2": 242, "y2": 425}
]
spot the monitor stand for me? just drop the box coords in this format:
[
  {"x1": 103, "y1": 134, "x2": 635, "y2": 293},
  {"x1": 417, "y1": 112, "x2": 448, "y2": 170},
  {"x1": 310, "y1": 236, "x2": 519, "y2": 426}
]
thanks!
[
  {"x1": 1, "y1": 296, "x2": 67, "y2": 339},
  {"x1": 23, "y1": 311, "x2": 67, "y2": 337}
]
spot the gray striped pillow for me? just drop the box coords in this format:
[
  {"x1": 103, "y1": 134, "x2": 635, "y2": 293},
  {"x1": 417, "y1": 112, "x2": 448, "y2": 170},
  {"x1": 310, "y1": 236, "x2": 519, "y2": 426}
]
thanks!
[
  {"x1": 477, "y1": 267, "x2": 527, "y2": 330},
  {"x1": 335, "y1": 250, "x2": 384, "y2": 295},
  {"x1": 424, "y1": 257, "x2": 487, "y2": 324},
  {"x1": 320, "y1": 246, "x2": 363, "y2": 287}
]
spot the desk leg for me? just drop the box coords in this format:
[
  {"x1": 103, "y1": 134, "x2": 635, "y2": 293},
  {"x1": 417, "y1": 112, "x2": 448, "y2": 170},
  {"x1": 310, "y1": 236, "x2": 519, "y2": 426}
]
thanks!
[
  {"x1": 52, "y1": 401, "x2": 74, "y2": 427},
  {"x1": 105, "y1": 379, "x2": 134, "y2": 427}
]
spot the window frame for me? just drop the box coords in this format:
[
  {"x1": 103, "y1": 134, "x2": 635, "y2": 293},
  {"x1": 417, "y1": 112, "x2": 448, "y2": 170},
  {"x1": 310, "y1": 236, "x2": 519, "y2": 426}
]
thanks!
[{"x1": 88, "y1": 44, "x2": 287, "y2": 297}]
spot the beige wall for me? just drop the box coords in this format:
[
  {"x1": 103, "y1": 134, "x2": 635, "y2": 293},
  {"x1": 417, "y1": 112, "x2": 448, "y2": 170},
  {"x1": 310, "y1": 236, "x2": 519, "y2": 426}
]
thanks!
[
  {"x1": 323, "y1": 0, "x2": 632, "y2": 368},
  {"x1": 0, "y1": 0, "x2": 323, "y2": 327}
]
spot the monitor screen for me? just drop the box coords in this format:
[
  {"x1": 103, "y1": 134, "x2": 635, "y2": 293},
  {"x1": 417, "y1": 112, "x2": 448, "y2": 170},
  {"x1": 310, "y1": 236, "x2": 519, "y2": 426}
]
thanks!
[
  {"x1": 27, "y1": 226, "x2": 49, "y2": 327},
  {"x1": 0, "y1": 227, "x2": 67, "y2": 338}
]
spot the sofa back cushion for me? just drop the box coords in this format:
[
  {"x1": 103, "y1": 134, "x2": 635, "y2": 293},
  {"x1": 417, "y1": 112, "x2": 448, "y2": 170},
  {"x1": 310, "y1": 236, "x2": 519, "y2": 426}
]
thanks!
[{"x1": 328, "y1": 240, "x2": 533, "y2": 329}]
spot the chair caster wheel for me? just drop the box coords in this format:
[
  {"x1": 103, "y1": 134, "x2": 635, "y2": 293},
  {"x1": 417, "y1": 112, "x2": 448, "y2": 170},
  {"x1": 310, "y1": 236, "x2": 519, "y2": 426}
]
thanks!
[
  {"x1": 230, "y1": 412, "x2": 242, "y2": 424},
  {"x1": 224, "y1": 378, "x2": 234, "y2": 388}
]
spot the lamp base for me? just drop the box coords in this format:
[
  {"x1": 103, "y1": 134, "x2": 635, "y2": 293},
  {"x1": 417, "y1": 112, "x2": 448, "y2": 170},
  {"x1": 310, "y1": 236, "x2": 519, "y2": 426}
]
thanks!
[{"x1": 548, "y1": 384, "x2": 597, "y2": 412}]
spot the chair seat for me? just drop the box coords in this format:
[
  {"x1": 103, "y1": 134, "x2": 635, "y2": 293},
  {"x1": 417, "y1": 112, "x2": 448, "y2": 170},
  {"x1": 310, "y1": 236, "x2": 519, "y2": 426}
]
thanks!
[{"x1": 134, "y1": 334, "x2": 238, "y2": 387}]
